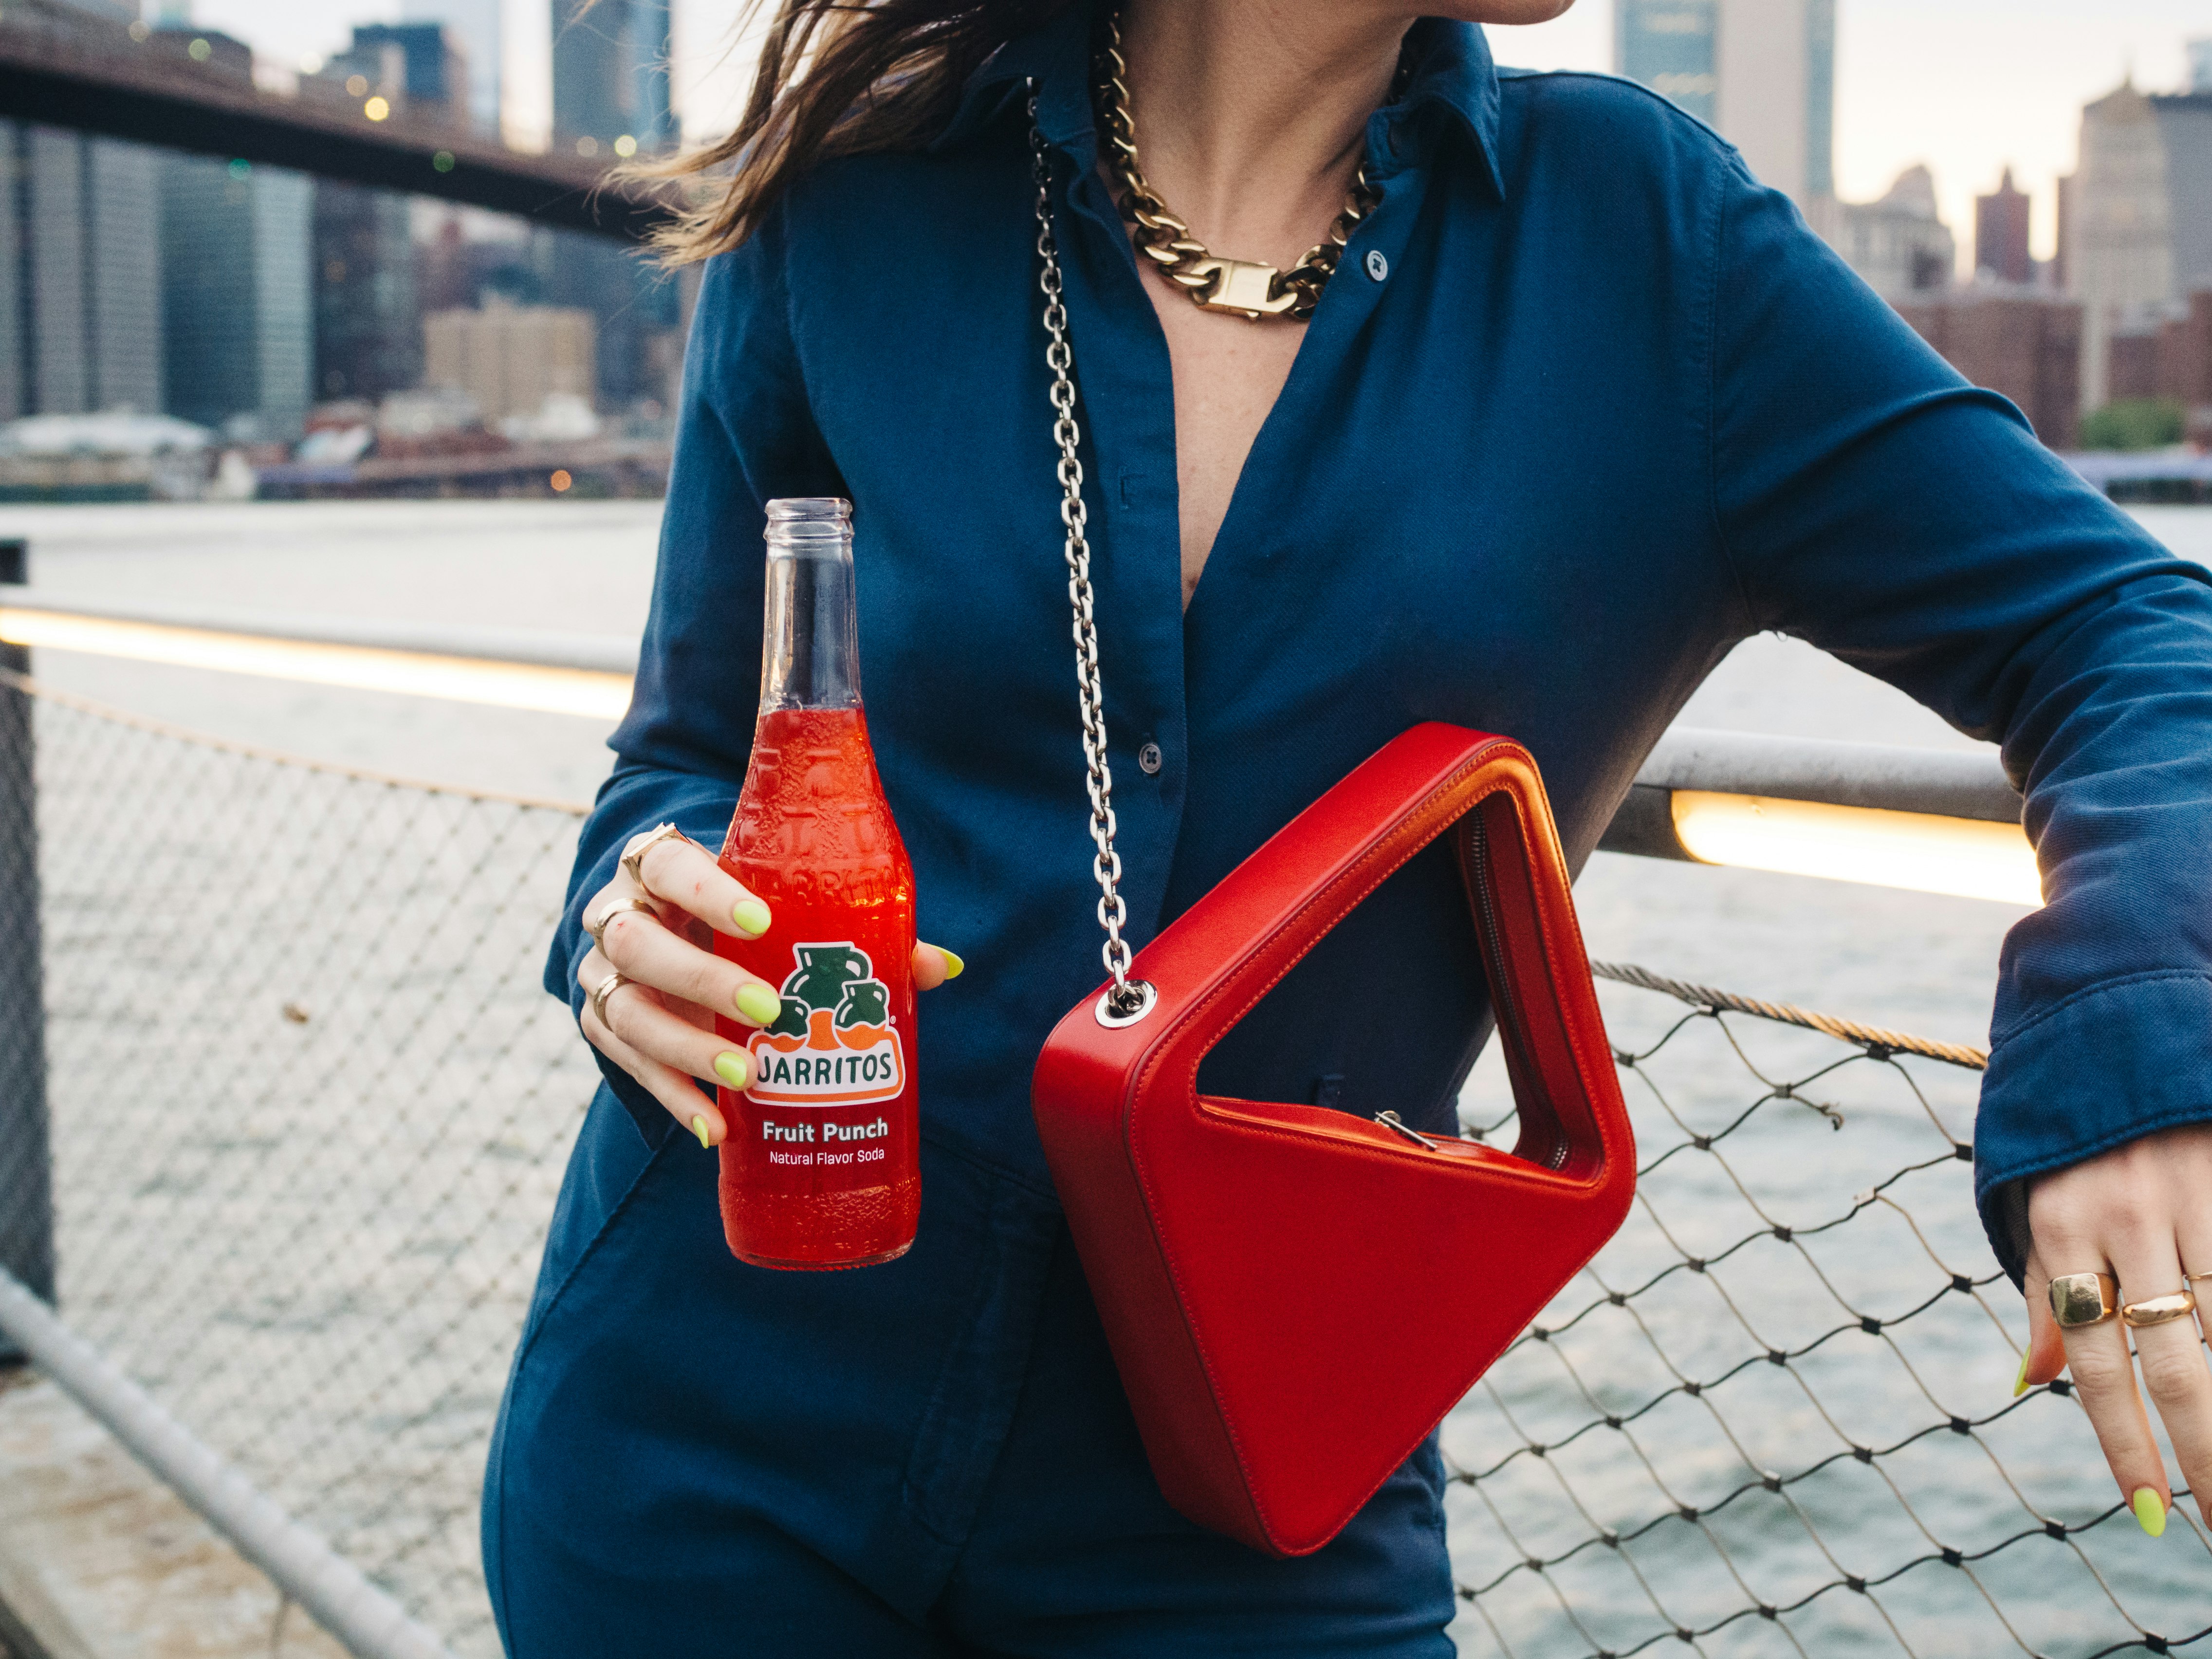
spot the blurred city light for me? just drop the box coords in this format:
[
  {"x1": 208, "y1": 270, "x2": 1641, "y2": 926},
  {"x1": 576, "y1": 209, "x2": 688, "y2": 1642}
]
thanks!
[
  {"x1": 0, "y1": 609, "x2": 633, "y2": 720},
  {"x1": 1671, "y1": 791, "x2": 2042, "y2": 907},
  {"x1": 364, "y1": 96, "x2": 390, "y2": 122}
]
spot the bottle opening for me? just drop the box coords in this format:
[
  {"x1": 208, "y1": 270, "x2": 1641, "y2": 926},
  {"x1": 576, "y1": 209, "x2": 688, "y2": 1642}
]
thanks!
[
  {"x1": 766, "y1": 497, "x2": 852, "y2": 553},
  {"x1": 766, "y1": 498, "x2": 850, "y2": 522}
]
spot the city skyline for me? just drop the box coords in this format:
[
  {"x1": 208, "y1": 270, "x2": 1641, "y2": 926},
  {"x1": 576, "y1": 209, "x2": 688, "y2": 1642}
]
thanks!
[
  {"x1": 1505, "y1": 0, "x2": 2204, "y2": 271},
  {"x1": 173, "y1": 0, "x2": 2208, "y2": 280}
]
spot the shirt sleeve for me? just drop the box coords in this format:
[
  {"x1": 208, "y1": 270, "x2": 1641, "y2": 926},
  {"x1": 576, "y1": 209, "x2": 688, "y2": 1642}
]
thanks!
[
  {"x1": 542, "y1": 202, "x2": 844, "y2": 1145},
  {"x1": 1706, "y1": 155, "x2": 2212, "y2": 1285}
]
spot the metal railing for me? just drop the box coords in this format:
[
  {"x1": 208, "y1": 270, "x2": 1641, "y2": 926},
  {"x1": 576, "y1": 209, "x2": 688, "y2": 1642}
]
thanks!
[
  {"x1": 0, "y1": 671, "x2": 590, "y2": 1658},
  {"x1": 0, "y1": 590, "x2": 2035, "y2": 898},
  {"x1": 1, "y1": 591, "x2": 2196, "y2": 1658}
]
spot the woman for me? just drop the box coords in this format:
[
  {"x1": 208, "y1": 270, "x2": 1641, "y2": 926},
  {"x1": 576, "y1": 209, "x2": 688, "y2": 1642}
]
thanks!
[{"x1": 485, "y1": 0, "x2": 2212, "y2": 1649}]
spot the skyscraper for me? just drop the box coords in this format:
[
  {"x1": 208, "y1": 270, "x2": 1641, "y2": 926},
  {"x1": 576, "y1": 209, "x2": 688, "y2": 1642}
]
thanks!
[
  {"x1": 1975, "y1": 167, "x2": 2034, "y2": 287},
  {"x1": 2066, "y1": 75, "x2": 2212, "y2": 409},
  {"x1": 308, "y1": 23, "x2": 468, "y2": 406},
  {"x1": 548, "y1": 0, "x2": 680, "y2": 410},
  {"x1": 161, "y1": 156, "x2": 313, "y2": 436},
  {"x1": 0, "y1": 0, "x2": 165, "y2": 420},
  {"x1": 313, "y1": 185, "x2": 420, "y2": 404},
  {"x1": 1616, "y1": 0, "x2": 1836, "y2": 212},
  {"x1": 138, "y1": 18, "x2": 313, "y2": 435},
  {"x1": 404, "y1": 0, "x2": 502, "y2": 132},
  {"x1": 1616, "y1": 0, "x2": 1716, "y2": 127},
  {"x1": 0, "y1": 128, "x2": 166, "y2": 421},
  {"x1": 1828, "y1": 166, "x2": 1955, "y2": 304},
  {"x1": 324, "y1": 22, "x2": 470, "y2": 124},
  {"x1": 551, "y1": 0, "x2": 672, "y2": 157}
]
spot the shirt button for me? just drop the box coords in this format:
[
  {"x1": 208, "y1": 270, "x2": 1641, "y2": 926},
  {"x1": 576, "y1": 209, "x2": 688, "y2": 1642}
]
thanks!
[
  {"x1": 1364, "y1": 249, "x2": 1389, "y2": 283},
  {"x1": 1138, "y1": 741, "x2": 1163, "y2": 775}
]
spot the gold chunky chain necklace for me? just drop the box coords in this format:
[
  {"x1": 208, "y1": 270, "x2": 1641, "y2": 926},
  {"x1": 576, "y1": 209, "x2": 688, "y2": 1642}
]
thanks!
[{"x1": 1093, "y1": 11, "x2": 1385, "y2": 322}]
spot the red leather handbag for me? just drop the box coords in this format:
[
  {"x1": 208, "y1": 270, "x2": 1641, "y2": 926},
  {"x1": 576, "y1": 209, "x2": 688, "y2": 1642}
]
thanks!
[
  {"x1": 1018, "y1": 95, "x2": 1637, "y2": 1559},
  {"x1": 1032, "y1": 725, "x2": 1637, "y2": 1556}
]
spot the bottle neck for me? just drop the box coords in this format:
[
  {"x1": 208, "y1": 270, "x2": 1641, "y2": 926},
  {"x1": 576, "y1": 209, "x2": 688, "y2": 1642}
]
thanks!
[{"x1": 759, "y1": 498, "x2": 861, "y2": 712}]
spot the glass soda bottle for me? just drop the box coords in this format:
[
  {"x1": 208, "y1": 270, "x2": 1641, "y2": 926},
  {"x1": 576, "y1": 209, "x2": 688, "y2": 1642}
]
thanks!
[{"x1": 713, "y1": 498, "x2": 920, "y2": 1269}]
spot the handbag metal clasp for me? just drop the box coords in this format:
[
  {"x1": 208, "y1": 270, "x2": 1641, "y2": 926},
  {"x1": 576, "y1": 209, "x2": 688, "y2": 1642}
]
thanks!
[{"x1": 1095, "y1": 979, "x2": 1160, "y2": 1029}]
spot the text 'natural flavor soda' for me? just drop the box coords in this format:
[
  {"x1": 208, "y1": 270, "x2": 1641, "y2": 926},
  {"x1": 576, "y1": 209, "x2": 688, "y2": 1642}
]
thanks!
[{"x1": 714, "y1": 498, "x2": 919, "y2": 1269}]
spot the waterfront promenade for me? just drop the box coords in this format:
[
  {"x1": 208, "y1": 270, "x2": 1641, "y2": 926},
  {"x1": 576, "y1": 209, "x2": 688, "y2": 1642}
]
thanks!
[{"x1": 0, "y1": 497, "x2": 2204, "y2": 1655}]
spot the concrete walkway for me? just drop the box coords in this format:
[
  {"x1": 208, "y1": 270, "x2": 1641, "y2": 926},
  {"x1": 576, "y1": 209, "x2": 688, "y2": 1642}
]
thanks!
[{"x1": 0, "y1": 1367, "x2": 349, "y2": 1659}]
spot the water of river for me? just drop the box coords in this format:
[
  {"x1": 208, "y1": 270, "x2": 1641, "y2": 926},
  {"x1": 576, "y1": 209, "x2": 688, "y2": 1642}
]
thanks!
[
  {"x1": 4, "y1": 498, "x2": 2207, "y2": 1653},
  {"x1": 14, "y1": 498, "x2": 2206, "y2": 1048}
]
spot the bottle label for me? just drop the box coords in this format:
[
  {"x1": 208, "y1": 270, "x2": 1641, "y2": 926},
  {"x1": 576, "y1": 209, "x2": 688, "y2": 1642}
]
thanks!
[{"x1": 743, "y1": 940, "x2": 906, "y2": 1108}]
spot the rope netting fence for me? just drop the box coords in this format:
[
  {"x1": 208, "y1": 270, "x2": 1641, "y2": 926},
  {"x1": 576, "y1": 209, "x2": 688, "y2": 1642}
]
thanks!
[
  {"x1": 1446, "y1": 969, "x2": 2209, "y2": 1658},
  {"x1": 0, "y1": 676, "x2": 2201, "y2": 1657}
]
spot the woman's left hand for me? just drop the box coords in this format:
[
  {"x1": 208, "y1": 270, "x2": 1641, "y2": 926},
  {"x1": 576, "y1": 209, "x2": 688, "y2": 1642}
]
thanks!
[{"x1": 2019, "y1": 1121, "x2": 2212, "y2": 1537}]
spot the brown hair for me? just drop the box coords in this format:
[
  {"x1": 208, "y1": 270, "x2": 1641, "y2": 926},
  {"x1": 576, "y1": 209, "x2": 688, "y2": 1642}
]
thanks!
[{"x1": 629, "y1": 0, "x2": 1078, "y2": 265}]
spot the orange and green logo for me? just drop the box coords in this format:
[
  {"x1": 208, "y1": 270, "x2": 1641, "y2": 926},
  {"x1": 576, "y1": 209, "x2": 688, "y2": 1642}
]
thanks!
[{"x1": 745, "y1": 942, "x2": 904, "y2": 1107}]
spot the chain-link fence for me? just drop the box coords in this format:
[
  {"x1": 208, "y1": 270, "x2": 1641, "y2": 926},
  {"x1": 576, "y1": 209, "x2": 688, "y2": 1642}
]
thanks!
[
  {"x1": 2, "y1": 674, "x2": 598, "y2": 1654},
  {"x1": 0, "y1": 674, "x2": 2205, "y2": 1657}
]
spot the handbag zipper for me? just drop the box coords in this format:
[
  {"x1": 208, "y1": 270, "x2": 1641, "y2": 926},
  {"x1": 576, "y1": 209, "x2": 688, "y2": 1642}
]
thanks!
[{"x1": 1374, "y1": 1109, "x2": 1441, "y2": 1150}]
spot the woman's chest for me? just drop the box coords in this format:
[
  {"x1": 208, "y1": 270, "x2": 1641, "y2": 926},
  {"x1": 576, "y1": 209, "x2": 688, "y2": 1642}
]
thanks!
[
  {"x1": 1144, "y1": 292, "x2": 1303, "y2": 610},
  {"x1": 785, "y1": 147, "x2": 1739, "y2": 841}
]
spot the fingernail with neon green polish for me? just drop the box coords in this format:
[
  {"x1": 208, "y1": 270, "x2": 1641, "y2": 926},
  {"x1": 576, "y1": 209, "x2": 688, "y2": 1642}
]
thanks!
[
  {"x1": 732, "y1": 898, "x2": 772, "y2": 938},
  {"x1": 2012, "y1": 1352, "x2": 2030, "y2": 1398},
  {"x1": 690, "y1": 1114, "x2": 713, "y2": 1150},
  {"x1": 713, "y1": 1051, "x2": 750, "y2": 1090},
  {"x1": 940, "y1": 948, "x2": 965, "y2": 981},
  {"x1": 735, "y1": 983, "x2": 782, "y2": 1026},
  {"x1": 2133, "y1": 1488, "x2": 2167, "y2": 1538}
]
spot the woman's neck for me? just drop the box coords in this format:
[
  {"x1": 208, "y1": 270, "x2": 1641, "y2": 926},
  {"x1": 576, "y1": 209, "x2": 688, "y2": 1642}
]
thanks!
[{"x1": 1112, "y1": 0, "x2": 1415, "y2": 271}]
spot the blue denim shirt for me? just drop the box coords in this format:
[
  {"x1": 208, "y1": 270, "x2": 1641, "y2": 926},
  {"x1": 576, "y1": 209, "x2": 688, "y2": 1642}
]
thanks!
[{"x1": 550, "y1": 6, "x2": 2212, "y2": 1285}]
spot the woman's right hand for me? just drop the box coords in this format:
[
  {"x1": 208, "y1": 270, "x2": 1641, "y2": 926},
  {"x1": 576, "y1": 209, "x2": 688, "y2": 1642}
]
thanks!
[{"x1": 577, "y1": 826, "x2": 959, "y2": 1147}]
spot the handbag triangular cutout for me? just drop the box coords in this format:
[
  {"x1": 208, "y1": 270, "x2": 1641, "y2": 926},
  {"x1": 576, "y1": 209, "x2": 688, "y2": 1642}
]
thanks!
[{"x1": 1032, "y1": 723, "x2": 1637, "y2": 1557}]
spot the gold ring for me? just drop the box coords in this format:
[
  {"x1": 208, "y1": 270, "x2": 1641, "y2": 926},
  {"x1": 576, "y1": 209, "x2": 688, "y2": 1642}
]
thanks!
[
  {"x1": 589, "y1": 896, "x2": 659, "y2": 952},
  {"x1": 2121, "y1": 1290, "x2": 2198, "y2": 1328},
  {"x1": 620, "y1": 823, "x2": 689, "y2": 890},
  {"x1": 2049, "y1": 1272, "x2": 2120, "y2": 1328},
  {"x1": 588, "y1": 972, "x2": 633, "y2": 1030}
]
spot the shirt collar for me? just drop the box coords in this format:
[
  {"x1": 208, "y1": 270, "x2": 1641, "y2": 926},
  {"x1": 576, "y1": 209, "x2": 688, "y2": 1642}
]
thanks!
[{"x1": 935, "y1": 3, "x2": 1508, "y2": 200}]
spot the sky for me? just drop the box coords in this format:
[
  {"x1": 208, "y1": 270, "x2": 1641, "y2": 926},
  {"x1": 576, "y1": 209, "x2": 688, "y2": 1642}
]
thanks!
[{"x1": 178, "y1": 0, "x2": 2212, "y2": 271}]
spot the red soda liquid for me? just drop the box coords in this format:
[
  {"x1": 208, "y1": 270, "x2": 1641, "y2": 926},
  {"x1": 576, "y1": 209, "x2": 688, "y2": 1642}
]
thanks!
[{"x1": 714, "y1": 705, "x2": 919, "y2": 1268}]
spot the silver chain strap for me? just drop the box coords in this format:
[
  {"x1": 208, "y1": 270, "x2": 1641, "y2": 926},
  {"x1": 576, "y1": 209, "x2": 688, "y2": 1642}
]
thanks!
[{"x1": 1030, "y1": 91, "x2": 1156, "y2": 1027}]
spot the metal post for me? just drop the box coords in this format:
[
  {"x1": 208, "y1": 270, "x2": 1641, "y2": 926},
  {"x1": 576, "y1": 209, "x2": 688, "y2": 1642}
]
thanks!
[
  {"x1": 0, "y1": 1270, "x2": 460, "y2": 1659},
  {"x1": 0, "y1": 535, "x2": 51, "y2": 1365}
]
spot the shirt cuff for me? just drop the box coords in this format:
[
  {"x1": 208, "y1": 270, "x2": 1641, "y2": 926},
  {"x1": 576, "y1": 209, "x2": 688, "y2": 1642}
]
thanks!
[{"x1": 1975, "y1": 970, "x2": 2212, "y2": 1284}]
